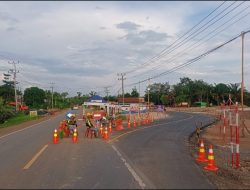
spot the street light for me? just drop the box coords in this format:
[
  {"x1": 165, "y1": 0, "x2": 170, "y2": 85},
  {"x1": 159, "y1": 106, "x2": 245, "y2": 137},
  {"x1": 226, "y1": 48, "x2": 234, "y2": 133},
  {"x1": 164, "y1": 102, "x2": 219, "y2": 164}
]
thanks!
[{"x1": 147, "y1": 87, "x2": 150, "y2": 111}]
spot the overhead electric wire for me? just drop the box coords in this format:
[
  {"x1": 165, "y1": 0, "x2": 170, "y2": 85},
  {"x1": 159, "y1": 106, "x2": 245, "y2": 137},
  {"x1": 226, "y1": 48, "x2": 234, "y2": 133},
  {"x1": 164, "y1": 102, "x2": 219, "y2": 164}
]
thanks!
[
  {"x1": 123, "y1": 1, "x2": 227, "y2": 75},
  {"x1": 131, "y1": 4, "x2": 250, "y2": 79},
  {"x1": 124, "y1": 1, "x2": 236, "y2": 76},
  {"x1": 127, "y1": 1, "x2": 245, "y2": 80},
  {"x1": 126, "y1": 29, "x2": 250, "y2": 87}
]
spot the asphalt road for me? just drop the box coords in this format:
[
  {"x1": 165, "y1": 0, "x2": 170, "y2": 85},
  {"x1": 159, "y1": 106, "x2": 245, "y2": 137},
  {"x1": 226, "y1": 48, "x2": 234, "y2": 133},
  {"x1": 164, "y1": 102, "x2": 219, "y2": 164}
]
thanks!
[
  {"x1": 0, "y1": 109, "x2": 216, "y2": 189},
  {"x1": 110, "y1": 112, "x2": 216, "y2": 189}
]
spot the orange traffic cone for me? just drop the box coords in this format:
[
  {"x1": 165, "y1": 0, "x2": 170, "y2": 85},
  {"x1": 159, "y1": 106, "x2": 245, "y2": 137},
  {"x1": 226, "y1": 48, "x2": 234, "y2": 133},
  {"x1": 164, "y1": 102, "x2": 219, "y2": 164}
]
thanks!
[
  {"x1": 103, "y1": 127, "x2": 109, "y2": 140},
  {"x1": 109, "y1": 122, "x2": 112, "y2": 133},
  {"x1": 53, "y1": 129, "x2": 59, "y2": 144},
  {"x1": 196, "y1": 139, "x2": 208, "y2": 162},
  {"x1": 100, "y1": 125, "x2": 103, "y2": 137},
  {"x1": 137, "y1": 117, "x2": 141, "y2": 127},
  {"x1": 204, "y1": 145, "x2": 218, "y2": 171},
  {"x1": 133, "y1": 118, "x2": 137, "y2": 127},
  {"x1": 127, "y1": 119, "x2": 131, "y2": 128},
  {"x1": 72, "y1": 128, "x2": 78, "y2": 143}
]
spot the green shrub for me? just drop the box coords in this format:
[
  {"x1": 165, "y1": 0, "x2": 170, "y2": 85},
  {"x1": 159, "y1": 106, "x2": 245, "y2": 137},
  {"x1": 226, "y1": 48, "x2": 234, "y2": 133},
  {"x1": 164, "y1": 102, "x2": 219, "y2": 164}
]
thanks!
[{"x1": 0, "y1": 109, "x2": 15, "y2": 124}]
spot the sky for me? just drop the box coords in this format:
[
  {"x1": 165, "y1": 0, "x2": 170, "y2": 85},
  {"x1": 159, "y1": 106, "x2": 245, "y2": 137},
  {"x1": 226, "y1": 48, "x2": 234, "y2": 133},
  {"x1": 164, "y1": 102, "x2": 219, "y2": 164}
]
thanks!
[{"x1": 0, "y1": 1, "x2": 250, "y2": 97}]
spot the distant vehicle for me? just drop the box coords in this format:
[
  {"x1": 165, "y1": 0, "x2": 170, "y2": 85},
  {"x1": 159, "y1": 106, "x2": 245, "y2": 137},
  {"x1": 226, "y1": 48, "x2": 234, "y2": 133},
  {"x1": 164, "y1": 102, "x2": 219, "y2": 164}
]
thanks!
[
  {"x1": 7, "y1": 101, "x2": 29, "y2": 111},
  {"x1": 176, "y1": 102, "x2": 189, "y2": 107},
  {"x1": 73, "y1": 105, "x2": 79, "y2": 110}
]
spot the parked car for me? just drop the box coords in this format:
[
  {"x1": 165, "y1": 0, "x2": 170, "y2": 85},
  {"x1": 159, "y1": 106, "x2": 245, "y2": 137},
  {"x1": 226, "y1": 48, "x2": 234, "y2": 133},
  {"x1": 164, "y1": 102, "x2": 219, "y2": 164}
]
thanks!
[{"x1": 73, "y1": 105, "x2": 79, "y2": 110}]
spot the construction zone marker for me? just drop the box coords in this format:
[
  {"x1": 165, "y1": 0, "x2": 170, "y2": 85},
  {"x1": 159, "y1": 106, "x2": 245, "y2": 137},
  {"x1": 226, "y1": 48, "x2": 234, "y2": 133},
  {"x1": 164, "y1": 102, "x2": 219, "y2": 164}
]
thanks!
[
  {"x1": 133, "y1": 118, "x2": 137, "y2": 128},
  {"x1": 109, "y1": 122, "x2": 112, "y2": 133},
  {"x1": 72, "y1": 129, "x2": 78, "y2": 143},
  {"x1": 127, "y1": 119, "x2": 131, "y2": 128},
  {"x1": 103, "y1": 127, "x2": 109, "y2": 140},
  {"x1": 53, "y1": 129, "x2": 59, "y2": 144},
  {"x1": 204, "y1": 145, "x2": 218, "y2": 172},
  {"x1": 196, "y1": 139, "x2": 208, "y2": 162}
]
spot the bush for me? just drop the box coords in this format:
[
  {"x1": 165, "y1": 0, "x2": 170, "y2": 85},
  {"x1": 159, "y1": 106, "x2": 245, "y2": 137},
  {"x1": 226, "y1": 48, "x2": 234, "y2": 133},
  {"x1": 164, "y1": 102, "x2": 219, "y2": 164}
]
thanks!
[{"x1": 0, "y1": 109, "x2": 15, "y2": 124}]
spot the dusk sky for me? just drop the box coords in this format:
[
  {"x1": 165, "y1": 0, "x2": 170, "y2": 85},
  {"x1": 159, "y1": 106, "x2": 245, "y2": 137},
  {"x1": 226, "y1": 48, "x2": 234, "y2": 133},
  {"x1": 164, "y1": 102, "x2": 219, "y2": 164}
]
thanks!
[{"x1": 0, "y1": 1, "x2": 249, "y2": 97}]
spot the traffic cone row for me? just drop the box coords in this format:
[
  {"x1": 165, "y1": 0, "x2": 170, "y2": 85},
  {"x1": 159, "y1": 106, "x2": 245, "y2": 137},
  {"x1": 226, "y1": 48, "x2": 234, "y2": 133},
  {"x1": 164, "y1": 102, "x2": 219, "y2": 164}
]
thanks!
[
  {"x1": 196, "y1": 139, "x2": 218, "y2": 172},
  {"x1": 53, "y1": 112, "x2": 160, "y2": 144}
]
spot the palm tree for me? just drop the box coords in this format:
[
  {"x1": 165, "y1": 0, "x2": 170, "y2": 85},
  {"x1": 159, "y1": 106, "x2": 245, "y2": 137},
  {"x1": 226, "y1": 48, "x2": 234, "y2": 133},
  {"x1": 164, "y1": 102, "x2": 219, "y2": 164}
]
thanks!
[{"x1": 228, "y1": 83, "x2": 240, "y2": 103}]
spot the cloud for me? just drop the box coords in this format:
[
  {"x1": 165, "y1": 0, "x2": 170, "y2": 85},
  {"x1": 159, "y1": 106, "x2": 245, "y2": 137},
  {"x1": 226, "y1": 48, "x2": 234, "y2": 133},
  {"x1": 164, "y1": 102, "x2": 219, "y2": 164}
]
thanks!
[
  {"x1": 0, "y1": 1, "x2": 249, "y2": 95},
  {"x1": 121, "y1": 30, "x2": 169, "y2": 45},
  {"x1": 99, "y1": 26, "x2": 106, "y2": 30},
  {"x1": 116, "y1": 21, "x2": 141, "y2": 31}
]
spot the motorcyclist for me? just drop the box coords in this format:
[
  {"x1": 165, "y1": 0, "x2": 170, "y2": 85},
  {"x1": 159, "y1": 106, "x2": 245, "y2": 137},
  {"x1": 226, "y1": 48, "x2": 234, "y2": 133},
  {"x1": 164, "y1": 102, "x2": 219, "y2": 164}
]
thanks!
[
  {"x1": 68, "y1": 115, "x2": 77, "y2": 135},
  {"x1": 85, "y1": 116, "x2": 98, "y2": 138}
]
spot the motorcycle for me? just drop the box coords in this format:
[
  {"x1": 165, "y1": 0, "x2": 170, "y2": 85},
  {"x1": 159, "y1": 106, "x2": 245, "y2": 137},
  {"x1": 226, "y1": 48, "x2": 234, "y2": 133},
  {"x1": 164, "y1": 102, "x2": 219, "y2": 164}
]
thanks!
[{"x1": 68, "y1": 124, "x2": 78, "y2": 136}]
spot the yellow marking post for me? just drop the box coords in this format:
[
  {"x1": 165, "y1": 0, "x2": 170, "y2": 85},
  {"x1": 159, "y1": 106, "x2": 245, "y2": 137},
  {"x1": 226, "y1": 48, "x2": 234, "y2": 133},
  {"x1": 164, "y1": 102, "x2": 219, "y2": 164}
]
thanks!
[{"x1": 23, "y1": 144, "x2": 48, "y2": 170}]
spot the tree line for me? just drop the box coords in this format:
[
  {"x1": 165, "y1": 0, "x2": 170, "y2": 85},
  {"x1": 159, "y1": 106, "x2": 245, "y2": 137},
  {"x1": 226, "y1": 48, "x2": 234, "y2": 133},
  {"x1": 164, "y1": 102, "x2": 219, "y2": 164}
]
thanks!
[
  {"x1": 144, "y1": 77, "x2": 250, "y2": 107},
  {"x1": 1, "y1": 77, "x2": 250, "y2": 111}
]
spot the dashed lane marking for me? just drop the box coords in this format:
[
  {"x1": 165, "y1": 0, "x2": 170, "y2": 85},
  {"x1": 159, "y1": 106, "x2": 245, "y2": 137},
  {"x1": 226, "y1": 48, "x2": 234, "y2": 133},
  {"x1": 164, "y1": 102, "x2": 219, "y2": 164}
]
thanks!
[{"x1": 23, "y1": 144, "x2": 48, "y2": 170}]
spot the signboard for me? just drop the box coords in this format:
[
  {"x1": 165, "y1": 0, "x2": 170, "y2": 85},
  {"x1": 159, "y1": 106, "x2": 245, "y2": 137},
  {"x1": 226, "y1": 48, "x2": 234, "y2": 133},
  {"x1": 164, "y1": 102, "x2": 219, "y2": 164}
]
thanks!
[
  {"x1": 93, "y1": 111, "x2": 106, "y2": 120},
  {"x1": 66, "y1": 112, "x2": 76, "y2": 119},
  {"x1": 29, "y1": 111, "x2": 37, "y2": 117}
]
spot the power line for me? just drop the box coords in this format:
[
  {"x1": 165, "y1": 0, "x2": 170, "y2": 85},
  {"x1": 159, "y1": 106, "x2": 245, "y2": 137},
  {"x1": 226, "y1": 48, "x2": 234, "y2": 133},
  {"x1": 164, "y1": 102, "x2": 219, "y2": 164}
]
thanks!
[
  {"x1": 126, "y1": 29, "x2": 250, "y2": 87},
  {"x1": 129, "y1": 1, "x2": 246, "y2": 80},
  {"x1": 124, "y1": 1, "x2": 228, "y2": 75},
  {"x1": 132, "y1": 4, "x2": 250, "y2": 79}
]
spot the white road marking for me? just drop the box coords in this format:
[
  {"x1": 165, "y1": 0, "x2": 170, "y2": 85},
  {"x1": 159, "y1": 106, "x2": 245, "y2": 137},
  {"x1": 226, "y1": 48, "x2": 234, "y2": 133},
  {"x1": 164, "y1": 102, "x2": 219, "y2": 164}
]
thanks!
[
  {"x1": 23, "y1": 144, "x2": 48, "y2": 170},
  {"x1": 0, "y1": 118, "x2": 53, "y2": 139},
  {"x1": 112, "y1": 145, "x2": 146, "y2": 189}
]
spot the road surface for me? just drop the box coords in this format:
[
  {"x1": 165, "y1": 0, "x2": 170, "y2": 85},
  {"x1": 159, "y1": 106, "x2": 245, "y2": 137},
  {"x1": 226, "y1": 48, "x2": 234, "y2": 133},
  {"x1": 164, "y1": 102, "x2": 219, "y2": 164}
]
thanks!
[{"x1": 0, "y1": 109, "x2": 216, "y2": 189}]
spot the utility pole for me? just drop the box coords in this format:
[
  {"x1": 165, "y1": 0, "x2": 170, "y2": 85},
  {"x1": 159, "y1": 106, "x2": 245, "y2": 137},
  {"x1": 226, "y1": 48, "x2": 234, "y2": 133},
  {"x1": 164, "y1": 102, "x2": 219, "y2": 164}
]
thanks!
[
  {"x1": 240, "y1": 31, "x2": 250, "y2": 137},
  {"x1": 104, "y1": 86, "x2": 110, "y2": 101},
  {"x1": 50, "y1": 82, "x2": 55, "y2": 109},
  {"x1": 147, "y1": 78, "x2": 151, "y2": 112},
  {"x1": 8, "y1": 61, "x2": 19, "y2": 112},
  {"x1": 241, "y1": 31, "x2": 244, "y2": 113},
  {"x1": 138, "y1": 81, "x2": 141, "y2": 117},
  {"x1": 118, "y1": 73, "x2": 126, "y2": 105}
]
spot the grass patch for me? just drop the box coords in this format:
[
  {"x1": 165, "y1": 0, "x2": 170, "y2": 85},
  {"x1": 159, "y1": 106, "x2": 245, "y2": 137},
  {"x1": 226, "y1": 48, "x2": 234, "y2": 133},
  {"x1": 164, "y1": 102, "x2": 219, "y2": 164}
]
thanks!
[{"x1": 0, "y1": 112, "x2": 39, "y2": 128}]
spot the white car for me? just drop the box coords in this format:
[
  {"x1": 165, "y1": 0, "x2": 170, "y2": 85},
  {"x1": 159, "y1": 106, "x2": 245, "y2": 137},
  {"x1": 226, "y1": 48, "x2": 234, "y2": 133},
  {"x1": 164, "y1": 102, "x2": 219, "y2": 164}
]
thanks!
[{"x1": 73, "y1": 105, "x2": 79, "y2": 110}]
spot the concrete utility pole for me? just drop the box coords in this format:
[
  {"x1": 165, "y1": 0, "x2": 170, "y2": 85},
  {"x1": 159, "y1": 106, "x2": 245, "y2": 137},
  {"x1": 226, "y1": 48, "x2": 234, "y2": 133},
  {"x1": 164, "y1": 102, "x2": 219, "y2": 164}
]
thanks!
[
  {"x1": 147, "y1": 78, "x2": 151, "y2": 112},
  {"x1": 104, "y1": 86, "x2": 110, "y2": 101},
  {"x1": 50, "y1": 82, "x2": 55, "y2": 109},
  {"x1": 241, "y1": 31, "x2": 244, "y2": 112},
  {"x1": 8, "y1": 61, "x2": 19, "y2": 112},
  {"x1": 118, "y1": 73, "x2": 126, "y2": 105},
  {"x1": 138, "y1": 81, "x2": 141, "y2": 116}
]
